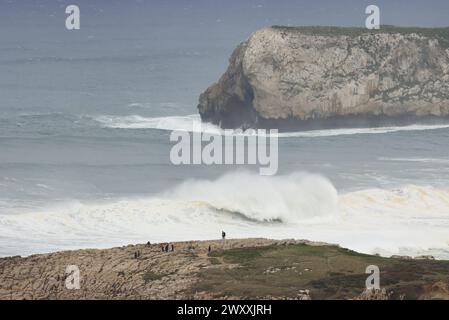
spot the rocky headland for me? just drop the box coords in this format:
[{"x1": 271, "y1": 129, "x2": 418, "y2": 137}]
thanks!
[
  {"x1": 198, "y1": 26, "x2": 449, "y2": 130},
  {"x1": 1, "y1": 238, "x2": 449, "y2": 300}
]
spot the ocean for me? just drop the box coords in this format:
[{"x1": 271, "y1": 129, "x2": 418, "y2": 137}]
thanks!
[{"x1": 1, "y1": 0, "x2": 449, "y2": 258}]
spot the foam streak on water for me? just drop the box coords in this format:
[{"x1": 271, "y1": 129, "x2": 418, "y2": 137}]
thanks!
[{"x1": 94, "y1": 114, "x2": 449, "y2": 138}]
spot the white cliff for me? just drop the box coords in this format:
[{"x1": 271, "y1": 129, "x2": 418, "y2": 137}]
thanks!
[{"x1": 198, "y1": 26, "x2": 449, "y2": 130}]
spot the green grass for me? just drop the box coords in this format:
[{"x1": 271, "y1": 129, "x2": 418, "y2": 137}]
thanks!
[
  {"x1": 271, "y1": 25, "x2": 449, "y2": 47},
  {"x1": 190, "y1": 243, "x2": 449, "y2": 299},
  {"x1": 209, "y1": 245, "x2": 275, "y2": 264}
]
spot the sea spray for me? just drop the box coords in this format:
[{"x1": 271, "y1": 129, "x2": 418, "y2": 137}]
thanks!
[
  {"x1": 167, "y1": 171, "x2": 338, "y2": 223},
  {"x1": 2, "y1": 172, "x2": 449, "y2": 258}
]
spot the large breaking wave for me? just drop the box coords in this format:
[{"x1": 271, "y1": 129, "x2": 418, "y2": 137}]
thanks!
[
  {"x1": 1, "y1": 171, "x2": 449, "y2": 258},
  {"x1": 166, "y1": 171, "x2": 338, "y2": 223}
]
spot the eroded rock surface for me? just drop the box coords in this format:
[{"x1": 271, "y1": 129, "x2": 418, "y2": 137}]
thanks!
[
  {"x1": 198, "y1": 26, "x2": 449, "y2": 129},
  {"x1": 0, "y1": 239, "x2": 312, "y2": 300},
  {"x1": 2, "y1": 238, "x2": 449, "y2": 300}
]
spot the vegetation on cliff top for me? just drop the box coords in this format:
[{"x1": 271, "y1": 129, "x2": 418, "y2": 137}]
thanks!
[
  {"x1": 272, "y1": 25, "x2": 449, "y2": 47},
  {"x1": 192, "y1": 243, "x2": 449, "y2": 300}
]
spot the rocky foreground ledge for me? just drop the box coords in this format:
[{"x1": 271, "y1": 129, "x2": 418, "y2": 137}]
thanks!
[
  {"x1": 198, "y1": 26, "x2": 449, "y2": 130},
  {"x1": 1, "y1": 238, "x2": 449, "y2": 300}
]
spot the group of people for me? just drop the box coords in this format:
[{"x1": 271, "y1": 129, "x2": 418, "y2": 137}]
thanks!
[
  {"x1": 161, "y1": 243, "x2": 174, "y2": 252},
  {"x1": 143, "y1": 231, "x2": 227, "y2": 255}
]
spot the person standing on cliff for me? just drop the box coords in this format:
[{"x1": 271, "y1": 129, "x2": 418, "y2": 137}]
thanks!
[{"x1": 221, "y1": 231, "x2": 226, "y2": 249}]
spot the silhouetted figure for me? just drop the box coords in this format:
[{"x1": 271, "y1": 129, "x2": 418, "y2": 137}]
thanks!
[
  {"x1": 147, "y1": 241, "x2": 151, "y2": 246},
  {"x1": 134, "y1": 252, "x2": 138, "y2": 259},
  {"x1": 171, "y1": 244, "x2": 174, "y2": 252},
  {"x1": 165, "y1": 244, "x2": 169, "y2": 252},
  {"x1": 221, "y1": 231, "x2": 227, "y2": 249},
  {"x1": 208, "y1": 245, "x2": 211, "y2": 253}
]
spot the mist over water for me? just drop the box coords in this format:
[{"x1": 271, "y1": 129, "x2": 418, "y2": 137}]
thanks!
[{"x1": 2, "y1": 0, "x2": 449, "y2": 257}]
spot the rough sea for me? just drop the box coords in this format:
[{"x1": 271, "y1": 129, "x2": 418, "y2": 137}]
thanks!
[{"x1": 1, "y1": 0, "x2": 449, "y2": 258}]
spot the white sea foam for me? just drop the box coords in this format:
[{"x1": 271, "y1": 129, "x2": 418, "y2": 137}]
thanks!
[
  {"x1": 166, "y1": 171, "x2": 338, "y2": 223},
  {"x1": 95, "y1": 114, "x2": 221, "y2": 133},
  {"x1": 94, "y1": 114, "x2": 449, "y2": 138},
  {"x1": 378, "y1": 157, "x2": 449, "y2": 164},
  {"x1": 1, "y1": 171, "x2": 449, "y2": 258}
]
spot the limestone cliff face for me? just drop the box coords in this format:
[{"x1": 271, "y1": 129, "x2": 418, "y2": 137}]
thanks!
[{"x1": 198, "y1": 26, "x2": 449, "y2": 130}]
